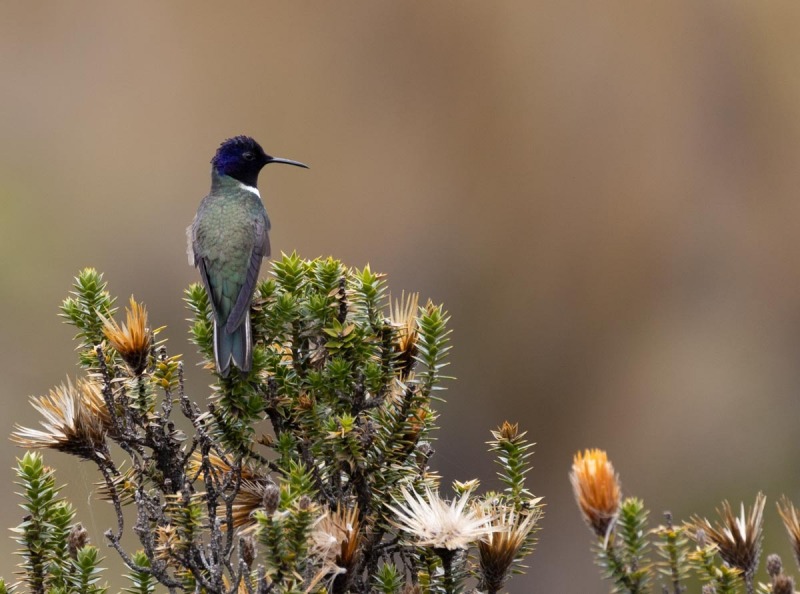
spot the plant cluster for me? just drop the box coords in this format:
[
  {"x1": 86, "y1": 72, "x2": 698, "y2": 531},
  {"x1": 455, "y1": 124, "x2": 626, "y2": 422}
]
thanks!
[
  {"x1": 571, "y1": 449, "x2": 800, "y2": 594},
  {"x1": 7, "y1": 257, "x2": 543, "y2": 594}
]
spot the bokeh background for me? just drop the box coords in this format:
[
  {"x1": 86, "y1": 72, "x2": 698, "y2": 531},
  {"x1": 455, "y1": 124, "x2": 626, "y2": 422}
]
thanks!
[{"x1": 3, "y1": 2, "x2": 800, "y2": 592}]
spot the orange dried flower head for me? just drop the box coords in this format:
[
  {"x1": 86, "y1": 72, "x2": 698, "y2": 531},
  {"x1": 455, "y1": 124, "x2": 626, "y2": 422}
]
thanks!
[
  {"x1": 570, "y1": 449, "x2": 621, "y2": 538},
  {"x1": 101, "y1": 296, "x2": 151, "y2": 375}
]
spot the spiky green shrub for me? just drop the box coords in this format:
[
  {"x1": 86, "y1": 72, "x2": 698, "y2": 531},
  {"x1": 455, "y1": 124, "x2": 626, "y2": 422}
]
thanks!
[
  {"x1": 8, "y1": 451, "x2": 108, "y2": 594},
  {"x1": 8, "y1": 258, "x2": 544, "y2": 594}
]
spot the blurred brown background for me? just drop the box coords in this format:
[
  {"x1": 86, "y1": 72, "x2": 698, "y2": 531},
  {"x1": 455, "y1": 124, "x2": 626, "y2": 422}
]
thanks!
[{"x1": 3, "y1": 2, "x2": 800, "y2": 592}]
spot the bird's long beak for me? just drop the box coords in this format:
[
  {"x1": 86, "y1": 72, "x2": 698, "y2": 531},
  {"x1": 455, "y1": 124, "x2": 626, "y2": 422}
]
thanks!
[{"x1": 267, "y1": 156, "x2": 309, "y2": 169}]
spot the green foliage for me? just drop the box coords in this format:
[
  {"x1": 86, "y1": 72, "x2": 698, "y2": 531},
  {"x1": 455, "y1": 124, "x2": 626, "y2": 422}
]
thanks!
[
  {"x1": 8, "y1": 256, "x2": 544, "y2": 594},
  {"x1": 415, "y1": 302, "x2": 452, "y2": 397},
  {"x1": 165, "y1": 493, "x2": 204, "y2": 554},
  {"x1": 689, "y1": 539, "x2": 744, "y2": 594},
  {"x1": 477, "y1": 422, "x2": 543, "y2": 590},
  {"x1": 618, "y1": 499, "x2": 650, "y2": 586},
  {"x1": 252, "y1": 462, "x2": 319, "y2": 587},
  {"x1": 60, "y1": 268, "x2": 116, "y2": 368},
  {"x1": 373, "y1": 563, "x2": 403, "y2": 594},
  {"x1": 12, "y1": 452, "x2": 65, "y2": 593},
  {"x1": 122, "y1": 552, "x2": 155, "y2": 594},
  {"x1": 714, "y1": 565, "x2": 744, "y2": 594},
  {"x1": 690, "y1": 537, "x2": 719, "y2": 586},
  {"x1": 185, "y1": 282, "x2": 213, "y2": 361},
  {"x1": 255, "y1": 497, "x2": 317, "y2": 588},
  {"x1": 67, "y1": 547, "x2": 107, "y2": 594},
  {"x1": 488, "y1": 422, "x2": 535, "y2": 506},
  {"x1": 10, "y1": 452, "x2": 106, "y2": 594},
  {"x1": 653, "y1": 514, "x2": 690, "y2": 593},
  {"x1": 43, "y1": 501, "x2": 76, "y2": 588},
  {"x1": 187, "y1": 253, "x2": 457, "y2": 511},
  {"x1": 595, "y1": 498, "x2": 651, "y2": 594}
]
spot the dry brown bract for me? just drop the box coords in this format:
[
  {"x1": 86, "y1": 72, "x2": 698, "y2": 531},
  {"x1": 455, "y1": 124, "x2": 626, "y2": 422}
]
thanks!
[
  {"x1": 12, "y1": 377, "x2": 110, "y2": 461},
  {"x1": 478, "y1": 507, "x2": 542, "y2": 592},
  {"x1": 309, "y1": 504, "x2": 361, "y2": 588},
  {"x1": 692, "y1": 492, "x2": 766, "y2": 581}
]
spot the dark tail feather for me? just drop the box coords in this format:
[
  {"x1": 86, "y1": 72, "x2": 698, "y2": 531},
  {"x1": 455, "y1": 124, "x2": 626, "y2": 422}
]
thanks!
[
  {"x1": 231, "y1": 313, "x2": 252, "y2": 373},
  {"x1": 213, "y1": 314, "x2": 252, "y2": 377}
]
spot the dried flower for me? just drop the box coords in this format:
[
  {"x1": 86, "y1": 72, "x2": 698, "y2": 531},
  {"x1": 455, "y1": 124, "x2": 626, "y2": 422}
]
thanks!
[
  {"x1": 262, "y1": 482, "x2": 280, "y2": 516},
  {"x1": 388, "y1": 486, "x2": 495, "y2": 550},
  {"x1": 240, "y1": 534, "x2": 256, "y2": 568},
  {"x1": 298, "y1": 495, "x2": 312, "y2": 511},
  {"x1": 763, "y1": 555, "x2": 796, "y2": 594},
  {"x1": 228, "y1": 479, "x2": 274, "y2": 530},
  {"x1": 777, "y1": 496, "x2": 800, "y2": 570},
  {"x1": 12, "y1": 377, "x2": 110, "y2": 461},
  {"x1": 310, "y1": 505, "x2": 361, "y2": 580},
  {"x1": 496, "y1": 421, "x2": 519, "y2": 441},
  {"x1": 155, "y1": 524, "x2": 180, "y2": 562},
  {"x1": 101, "y1": 296, "x2": 152, "y2": 375},
  {"x1": 692, "y1": 492, "x2": 765, "y2": 581},
  {"x1": 389, "y1": 292, "x2": 419, "y2": 376},
  {"x1": 477, "y1": 507, "x2": 543, "y2": 592},
  {"x1": 774, "y1": 574, "x2": 795, "y2": 594},
  {"x1": 766, "y1": 553, "x2": 783, "y2": 578},
  {"x1": 79, "y1": 378, "x2": 114, "y2": 430},
  {"x1": 68, "y1": 523, "x2": 89, "y2": 559},
  {"x1": 187, "y1": 452, "x2": 244, "y2": 478},
  {"x1": 570, "y1": 449, "x2": 621, "y2": 538},
  {"x1": 187, "y1": 453, "x2": 272, "y2": 530}
]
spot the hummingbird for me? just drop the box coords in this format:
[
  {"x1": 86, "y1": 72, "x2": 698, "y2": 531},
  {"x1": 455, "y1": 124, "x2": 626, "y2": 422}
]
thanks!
[{"x1": 188, "y1": 136, "x2": 308, "y2": 377}]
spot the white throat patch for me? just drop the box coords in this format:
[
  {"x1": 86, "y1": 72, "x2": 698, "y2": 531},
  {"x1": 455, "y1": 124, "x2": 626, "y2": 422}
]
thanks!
[{"x1": 237, "y1": 182, "x2": 261, "y2": 198}]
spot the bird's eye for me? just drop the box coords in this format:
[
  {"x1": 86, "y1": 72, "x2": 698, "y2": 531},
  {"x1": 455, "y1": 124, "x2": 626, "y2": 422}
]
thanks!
[{"x1": 242, "y1": 152, "x2": 255, "y2": 161}]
